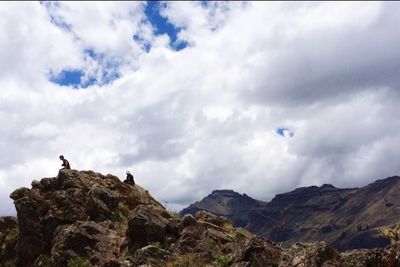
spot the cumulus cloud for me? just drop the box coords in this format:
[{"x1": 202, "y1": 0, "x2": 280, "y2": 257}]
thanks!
[{"x1": 1, "y1": 2, "x2": 400, "y2": 215}]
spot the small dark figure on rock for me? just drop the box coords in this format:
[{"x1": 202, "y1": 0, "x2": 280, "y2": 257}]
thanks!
[
  {"x1": 124, "y1": 170, "x2": 135, "y2": 185},
  {"x1": 59, "y1": 155, "x2": 71, "y2": 170}
]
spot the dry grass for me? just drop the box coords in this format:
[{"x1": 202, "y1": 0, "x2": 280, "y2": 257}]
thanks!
[
  {"x1": 166, "y1": 253, "x2": 210, "y2": 267},
  {"x1": 378, "y1": 224, "x2": 400, "y2": 243}
]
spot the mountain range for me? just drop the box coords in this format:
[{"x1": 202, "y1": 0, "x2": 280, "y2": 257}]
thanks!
[{"x1": 181, "y1": 176, "x2": 400, "y2": 251}]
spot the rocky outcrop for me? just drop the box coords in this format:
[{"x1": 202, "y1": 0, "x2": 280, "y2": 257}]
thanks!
[
  {"x1": 281, "y1": 242, "x2": 341, "y2": 266},
  {"x1": 3, "y1": 170, "x2": 400, "y2": 267},
  {"x1": 9, "y1": 169, "x2": 162, "y2": 267},
  {"x1": 126, "y1": 204, "x2": 179, "y2": 252},
  {"x1": 50, "y1": 220, "x2": 125, "y2": 266}
]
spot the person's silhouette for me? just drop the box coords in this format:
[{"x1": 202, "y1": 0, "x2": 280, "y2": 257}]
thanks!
[
  {"x1": 124, "y1": 171, "x2": 135, "y2": 185},
  {"x1": 59, "y1": 155, "x2": 71, "y2": 170}
]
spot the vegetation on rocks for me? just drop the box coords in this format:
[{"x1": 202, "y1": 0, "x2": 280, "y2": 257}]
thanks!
[{"x1": 378, "y1": 224, "x2": 400, "y2": 243}]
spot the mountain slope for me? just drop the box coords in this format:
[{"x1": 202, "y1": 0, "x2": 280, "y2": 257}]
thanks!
[
  {"x1": 181, "y1": 176, "x2": 400, "y2": 251},
  {"x1": 180, "y1": 189, "x2": 267, "y2": 227}
]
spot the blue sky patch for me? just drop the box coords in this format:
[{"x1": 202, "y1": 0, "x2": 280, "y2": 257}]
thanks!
[
  {"x1": 144, "y1": 1, "x2": 188, "y2": 51},
  {"x1": 49, "y1": 70, "x2": 96, "y2": 89},
  {"x1": 49, "y1": 49, "x2": 121, "y2": 88},
  {"x1": 276, "y1": 127, "x2": 295, "y2": 138}
]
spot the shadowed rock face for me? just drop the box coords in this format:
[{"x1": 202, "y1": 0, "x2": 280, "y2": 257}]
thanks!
[
  {"x1": 182, "y1": 177, "x2": 400, "y2": 251},
  {"x1": 2, "y1": 170, "x2": 400, "y2": 267}
]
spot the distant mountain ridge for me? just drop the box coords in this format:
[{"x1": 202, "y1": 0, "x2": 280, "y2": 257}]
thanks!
[
  {"x1": 180, "y1": 189, "x2": 267, "y2": 227},
  {"x1": 181, "y1": 176, "x2": 400, "y2": 251}
]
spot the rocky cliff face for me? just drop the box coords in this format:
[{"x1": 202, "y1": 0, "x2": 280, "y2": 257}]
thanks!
[
  {"x1": 182, "y1": 177, "x2": 400, "y2": 252},
  {"x1": 1, "y1": 170, "x2": 400, "y2": 267}
]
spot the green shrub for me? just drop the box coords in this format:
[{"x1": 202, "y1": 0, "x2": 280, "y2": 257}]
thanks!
[
  {"x1": 217, "y1": 254, "x2": 230, "y2": 267},
  {"x1": 168, "y1": 253, "x2": 207, "y2": 267},
  {"x1": 67, "y1": 257, "x2": 91, "y2": 267},
  {"x1": 208, "y1": 238, "x2": 217, "y2": 248},
  {"x1": 168, "y1": 210, "x2": 181, "y2": 220},
  {"x1": 112, "y1": 209, "x2": 124, "y2": 223},
  {"x1": 234, "y1": 230, "x2": 246, "y2": 243}
]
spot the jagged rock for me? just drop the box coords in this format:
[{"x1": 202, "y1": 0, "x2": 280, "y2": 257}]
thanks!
[
  {"x1": 9, "y1": 169, "x2": 163, "y2": 266},
  {"x1": 10, "y1": 187, "x2": 49, "y2": 266},
  {"x1": 230, "y1": 236, "x2": 282, "y2": 267},
  {"x1": 201, "y1": 228, "x2": 233, "y2": 244},
  {"x1": 282, "y1": 242, "x2": 341, "y2": 267},
  {"x1": 181, "y1": 214, "x2": 197, "y2": 228},
  {"x1": 51, "y1": 220, "x2": 125, "y2": 266},
  {"x1": 126, "y1": 204, "x2": 178, "y2": 253},
  {"x1": 177, "y1": 211, "x2": 232, "y2": 255},
  {"x1": 195, "y1": 210, "x2": 232, "y2": 228},
  {"x1": 131, "y1": 245, "x2": 175, "y2": 266},
  {"x1": 86, "y1": 184, "x2": 120, "y2": 221}
]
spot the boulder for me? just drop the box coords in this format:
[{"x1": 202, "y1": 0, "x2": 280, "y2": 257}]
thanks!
[
  {"x1": 282, "y1": 242, "x2": 341, "y2": 267},
  {"x1": 126, "y1": 204, "x2": 178, "y2": 252},
  {"x1": 195, "y1": 210, "x2": 232, "y2": 228},
  {"x1": 86, "y1": 184, "x2": 120, "y2": 221},
  {"x1": 180, "y1": 214, "x2": 197, "y2": 228},
  {"x1": 131, "y1": 245, "x2": 175, "y2": 266},
  {"x1": 51, "y1": 220, "x2": 125, "y2": 266},
  {"x1": 230, "y1": 236, "x2": 282, "y2": 267}
]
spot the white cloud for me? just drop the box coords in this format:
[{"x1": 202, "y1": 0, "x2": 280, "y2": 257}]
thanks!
[
  {"x1": 1, "y1": 2, "x2": 400, "y2": 215},
  {"x1": 0, "y1": 2, "x2": 82, "y2": 84}
]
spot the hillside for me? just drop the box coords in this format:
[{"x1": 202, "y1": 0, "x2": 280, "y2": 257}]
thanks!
[
  {"x1": 1, "y1": 169, "x2": 400, "y2": 267},
  {"x1": 180, "y1": 189, "x2": 267, "y2": 227},
  {"x1": 182, "y1": 176, "x2": 400, "y2": 251}
]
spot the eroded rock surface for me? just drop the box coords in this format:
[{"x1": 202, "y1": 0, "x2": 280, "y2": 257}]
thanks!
[{"x1": 9, "y1": 169, "x2": 162, "y2": 267}]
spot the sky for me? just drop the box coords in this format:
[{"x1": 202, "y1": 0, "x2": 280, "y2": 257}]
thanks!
[{"x1": 1, "y1": 1, "x2": 400, "y2": 215}]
